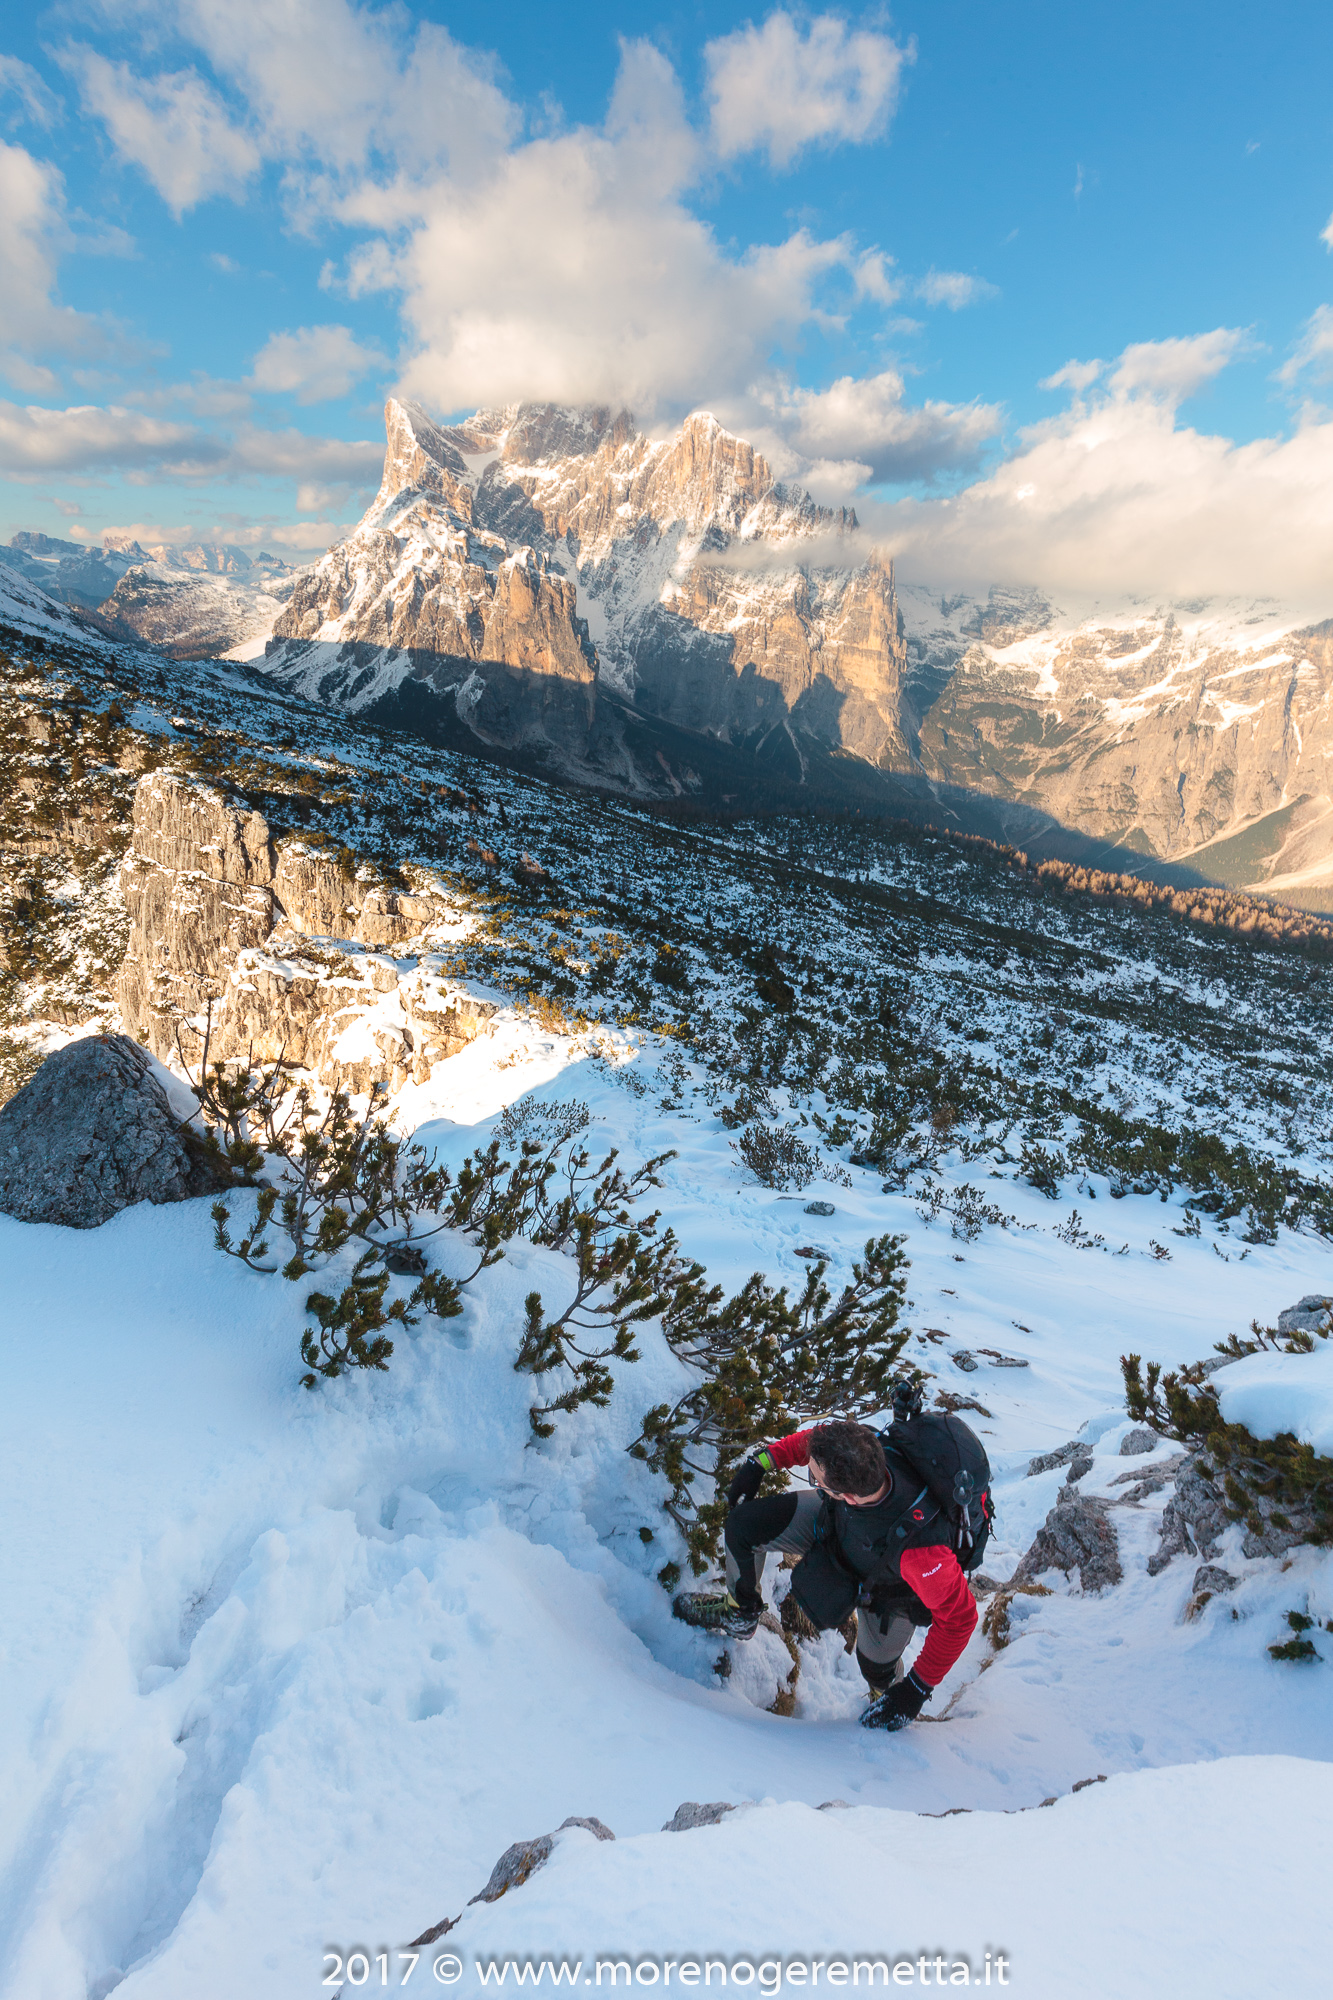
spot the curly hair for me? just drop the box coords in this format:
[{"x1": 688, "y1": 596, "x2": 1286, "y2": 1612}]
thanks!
[{"x1": 808, "y1": 1419, "x2": 888, "y2": 1497}]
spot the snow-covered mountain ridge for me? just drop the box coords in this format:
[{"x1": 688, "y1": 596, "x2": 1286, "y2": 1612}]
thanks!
[
  {"x1": 899, "y1": 581, "x2": 1333, "y2": 905},
  {"x1": 5, "y1": 531, "x2": 296, "y2": 662},
  {"x1": 255, "y1": 400, "x2": 1333, "y2": 903},
  {"x1": 18, "y1": 399, "x2": 1333, "y2": 899}
]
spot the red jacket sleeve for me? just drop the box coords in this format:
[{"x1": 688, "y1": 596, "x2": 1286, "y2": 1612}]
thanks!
[
  {"x1": 761, "y1": 1430, "x2": 816, "y2": 1470},
  {"x1": 900, "y1": 1545, "x2": 978, "y2": 1686}
]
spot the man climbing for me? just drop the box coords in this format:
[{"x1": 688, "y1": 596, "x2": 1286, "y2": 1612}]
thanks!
[{"x1": 677, "y1": 1415, "x2": 981, "y2": 1730}]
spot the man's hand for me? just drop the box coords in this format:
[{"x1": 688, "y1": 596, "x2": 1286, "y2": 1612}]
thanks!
[
  {"x1": 860, "y1": 1668, "x2": 932, "y2": 1731},
  {"x1": 726, "y1": 1459, "x2": 766, "y2": 1508}
]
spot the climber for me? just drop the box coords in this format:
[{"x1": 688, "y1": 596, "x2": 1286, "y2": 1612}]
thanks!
[{"x1": 675, "y1": 1414, "x2": 984, "y2": 1730}]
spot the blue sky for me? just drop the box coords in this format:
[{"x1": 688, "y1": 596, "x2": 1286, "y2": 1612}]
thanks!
[{"x1": 3, "y1": 2, "x2": 1332, "y2": 603}]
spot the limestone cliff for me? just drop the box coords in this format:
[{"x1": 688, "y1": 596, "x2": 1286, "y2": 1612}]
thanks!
[{"x1": 117, "y1": 774, "x2": 494, "y2": 1089}]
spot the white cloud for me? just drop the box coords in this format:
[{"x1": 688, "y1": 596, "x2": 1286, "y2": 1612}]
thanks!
[
  {"x1": 62, "y1": 10, "x2": 953, "y2": 447},
  {"x1": 915, "y1": 269, "x2": 998, "y2": 310},
  {"x1": 1107, "y1": 328, "x2": 1247, "y2": 404},
  {"x1": 85, "y1": 514, "x2": 353, "y2": 554},
  {"x1": 153, "y1": 0, "x2": 515, "y2": 184},
  {"x1": 60, "y1": 48, "x2": 260, "y2": 216},
  {"x1": 1040, "y1": 358, "x2": 1103, "y2": 393},
  {"x1": 853, "y1": 251, "x2": 900, "y2": 307},
  {"x1": 226, "y1": 424, "x2": 383, "y2": 483},
  {"x1": 754, "y1": 369, "x2": 1002, "y2": 488},
  {"x1": 249, "y1": 325, "x2": 386, "y2": 404},
  {"x1": 878, "y1": 333, "x2": 1333, "y2": 610},
  {"x1": 0, "y1": 399, "x2": 383, "y2": 485},
  {"x1": 0, "y1": 142, "x2": 103, "y2": 388},
  {"x1": 1322, "y1": 211, "x2": 1333, "y2": 251},
  {"x1": 359, "y1": 40, "x2": 853, "y2": 418},
  {"x1": 0, "y1": 56, "x2": 61, "y2": 129},
  {"x1": 705, "y1": 10, "x2": 910, "y2": 168},
  {"x1": 0, "y1": 400, "x2": 225, "y2": 474},
  {"x1": 1276, "y1": 304, "x2": 1333, "y2": 387}
]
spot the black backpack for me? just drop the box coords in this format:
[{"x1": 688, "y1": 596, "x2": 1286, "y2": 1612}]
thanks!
[{"x1": 878, "y1": 1390, "x2": 994, "y2": 1574}]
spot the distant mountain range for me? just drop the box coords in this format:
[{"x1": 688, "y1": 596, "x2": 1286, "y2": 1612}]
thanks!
[
  {"x1": 4, "y1": 532, "x2": 294, "y2": 660},
  {"x1": 9, "y1": 398, "x2": 1333, "y2": 907}
]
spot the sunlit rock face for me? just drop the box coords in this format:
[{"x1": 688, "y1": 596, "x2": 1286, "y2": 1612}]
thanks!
[{"x1": 260, "y1": 398, "x2": 914, "y2": 787}]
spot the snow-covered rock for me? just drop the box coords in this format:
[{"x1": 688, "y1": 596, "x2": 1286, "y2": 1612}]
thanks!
[
  {"x1": 1011, "y1": 1482, "x2": 1123, "y2": 1593},
  {"x1": 1216, "y1": 1339, "x2": 1333, "y2": 1457}
]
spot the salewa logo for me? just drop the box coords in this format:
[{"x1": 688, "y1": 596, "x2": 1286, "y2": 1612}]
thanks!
[{"x1": 920, "y1": 1560, "x2": 944, "y2": 1577}]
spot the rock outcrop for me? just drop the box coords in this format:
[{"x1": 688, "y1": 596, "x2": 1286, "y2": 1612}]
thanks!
[
  {"x1": 468, "y1": 1816, "x2": 615, "y2": 1906},
  {"x1": 1012, "y1": 1483, "x2": 1123, "y2": 1593},
  {"x1": 1119, "y1": 1427, "x2": 1160, "y2": 1456},
  {"x1": 1026, "y1": 1441, "x2": 1092, "y2": 1478},
  {"x1": 1147, "y1": 1458, "x2": 1232, "y2": 1574},
  {"x1": 661, "y1": 1801, "x2": 741, "y2": 1832},
  {"x1": 116, "y1": 773, "x2": 494, "y2": 1089},
  {"x1": 1147, "y1": 1447, "x2": 1323, "y2": 1572},
  {"x1": 0, "y1": 1034, "x2": 229, "y2": 1227}
]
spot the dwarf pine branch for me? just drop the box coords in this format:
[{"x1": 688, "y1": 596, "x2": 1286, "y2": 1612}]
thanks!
[{"x1": 630, "y1": 1231, "x2": 912, "y2": 1573}]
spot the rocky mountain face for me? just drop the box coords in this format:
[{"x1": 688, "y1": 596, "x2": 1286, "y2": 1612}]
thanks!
[
  {"x1": 893, "y1": 581, "x2": 1333, "y2": 906},
  {"x1": 5, "y1": 533, "x2": 294, "y2": 660},
  {"x1": 263, "y1": 399, "x2": 912, "y2": 788}
]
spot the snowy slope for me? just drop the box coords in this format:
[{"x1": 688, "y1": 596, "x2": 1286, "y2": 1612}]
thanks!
[
  {"x1": 0, "y1": 559, "x2": 120, "y2": 651},
  {"x1": 5, "y1": 601, "x2": 1333, "y2": 1996},
  {"x1": 3, "y1": 1013, "x2": 1332, "y2": 1998}
]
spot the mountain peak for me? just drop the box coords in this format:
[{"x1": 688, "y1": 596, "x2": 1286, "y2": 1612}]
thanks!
[{"x1": 378, "y1": 399, "x2": 473, "y2": 516}]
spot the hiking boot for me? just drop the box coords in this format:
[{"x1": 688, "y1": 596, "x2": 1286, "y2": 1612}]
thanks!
[{"x1": 673, "y1": 1590, "x2": 761, "y2": 1640}]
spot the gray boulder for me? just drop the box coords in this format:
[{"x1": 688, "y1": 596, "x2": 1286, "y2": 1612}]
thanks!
[
  {"x1": 1192, "y1": 1564, "x2": 1238, "y2": 1598},
  {"x1": 1184, "y1": 1564, "x2": 1238, "y2": 1621},
  {"x1": 1027, "y1": 1441, "x2": 1090, "y2": 1477},
  {"x1": 0, "y1": 1034, "x2": 228, "y2": 1228},
  {"x1": 662, "y1": 1801, "x2": 737, "y2": 1832},
  {"x1": 1277, "y1": 1295, "x2": 1333, "y2": 1340},
  {"x1": 1012, "y1": 1485, "x2": 1122, "y2": 1593},
  {"x1": 1119, "y1": 1427, "x2": 1160, "y2": 1456}
]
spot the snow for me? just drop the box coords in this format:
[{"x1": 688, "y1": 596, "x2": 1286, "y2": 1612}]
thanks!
[
  {"x1": 2, "y1": 1010, "x2": 1332, "y2": 1997},
  {"x1": 1217, "y1": 1341, "x2": 1333, "y2": 1454},
  {"x1": 0, "y1": 559, "x2": 118, "y2": 649},
  {"x1": 445, "y1": 1759, "x2": 1333, "y2": 1996}
]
